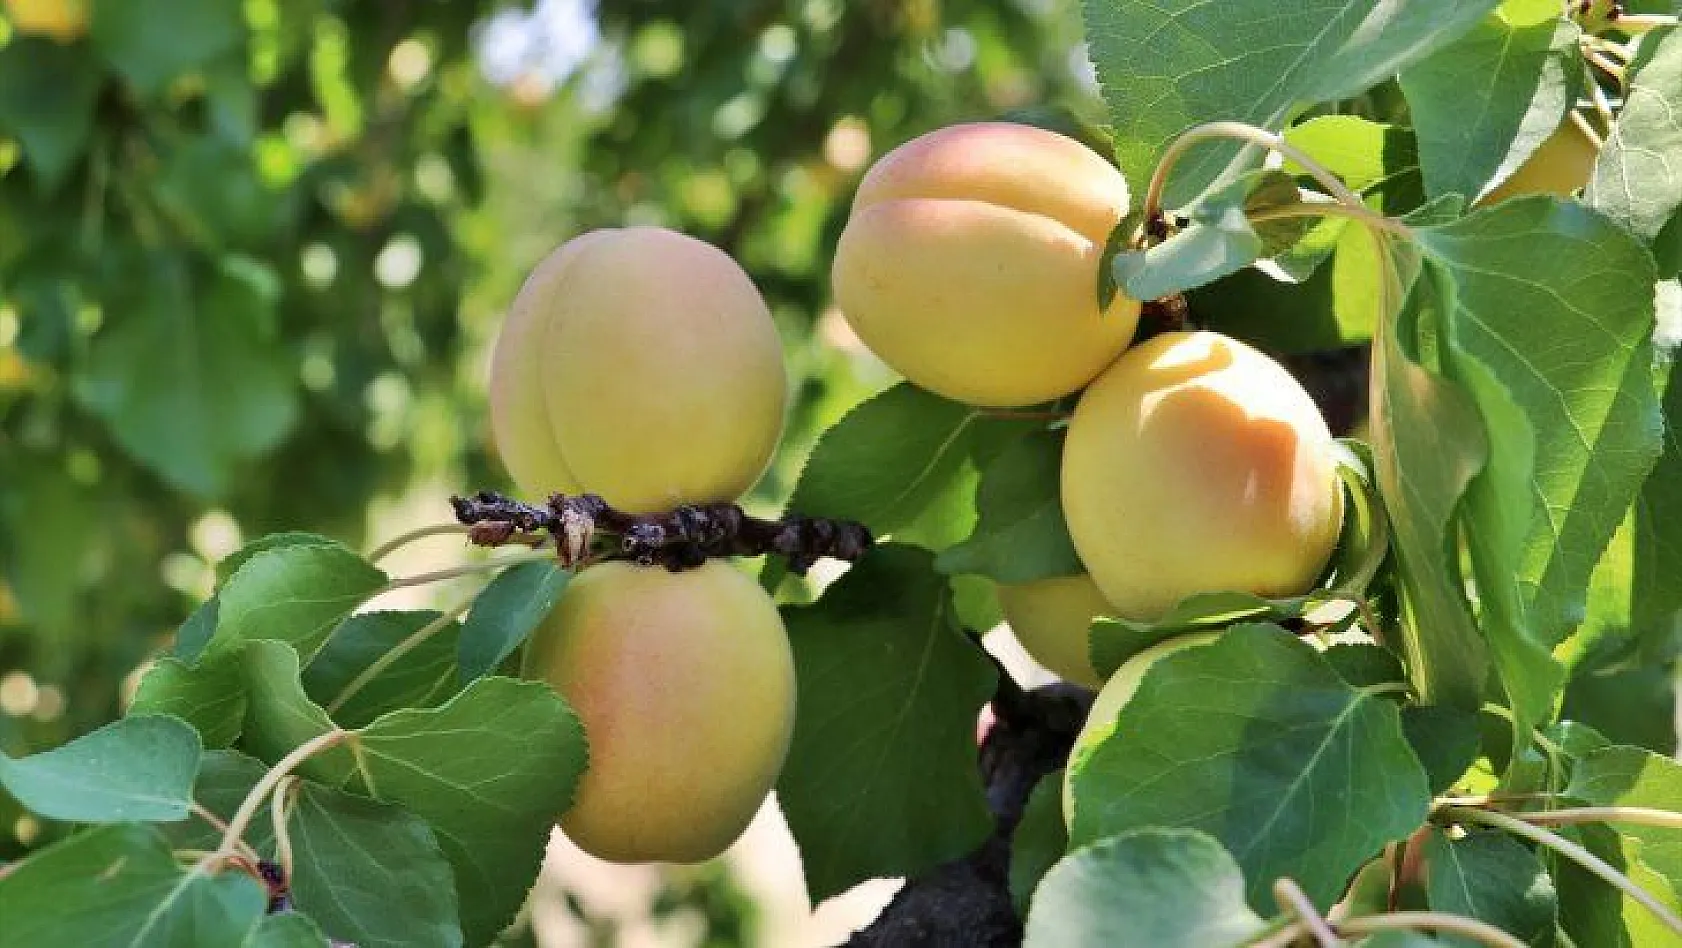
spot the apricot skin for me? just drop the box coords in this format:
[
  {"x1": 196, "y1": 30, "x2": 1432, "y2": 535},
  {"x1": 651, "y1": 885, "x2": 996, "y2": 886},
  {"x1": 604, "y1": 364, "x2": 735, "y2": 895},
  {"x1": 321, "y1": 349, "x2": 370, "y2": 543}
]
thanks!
[
  {"x1": 1061, "y1": 331, "x2": 1344, "y2": 622},
  {"x1": 1062, "y1": 632, "x2": 1220, "y2": 824},
  {"x1": 488, "y1": 227, "x2": 787, "y2": 513},
  {"x1": 831, "y1": 122, "x2": 1140, "y2": 407},
  {"x1": 997, "y1": 573, "x2": 1111, "y2": 689},
  {"x1": 1479, "y1": 119, "x2": 1599, "y2": 205},
  {"x1": 528, "y1": 562, "x2": 796, "y2": 864}
]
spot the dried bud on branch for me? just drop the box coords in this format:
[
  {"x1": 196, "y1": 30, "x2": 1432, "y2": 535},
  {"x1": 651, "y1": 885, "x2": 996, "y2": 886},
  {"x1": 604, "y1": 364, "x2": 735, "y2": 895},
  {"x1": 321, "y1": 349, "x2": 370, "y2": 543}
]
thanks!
[{"x1": 449, "y1": 490, "x2": 874, "y2": 574}]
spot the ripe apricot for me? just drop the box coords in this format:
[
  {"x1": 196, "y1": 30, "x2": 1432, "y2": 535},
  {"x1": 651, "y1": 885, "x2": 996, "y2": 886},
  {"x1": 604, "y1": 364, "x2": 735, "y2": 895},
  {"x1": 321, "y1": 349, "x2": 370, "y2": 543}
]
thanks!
[
  {"x1": 831, "y1": 122, "x2": 1140, "y2": 407},
  {"x1": 529, "y1": 561, "x2": 796, "y2": 864},
  {"x1": 997, "y1": 573, "x2": 1111, "y2": 689},
  {"x1": 1061, "y1": 331, "x2": 1343, "y2": 621},
  {"x1": 488, "y1": 227, "x2": 787, "y2": 512}
]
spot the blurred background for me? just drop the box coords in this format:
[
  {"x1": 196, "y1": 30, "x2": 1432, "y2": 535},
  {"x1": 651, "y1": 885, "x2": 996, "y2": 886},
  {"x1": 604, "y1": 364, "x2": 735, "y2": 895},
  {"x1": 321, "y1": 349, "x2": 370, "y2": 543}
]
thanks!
[{"x1": 0, "y1": 0, "x2": 1101, "y2": 943}]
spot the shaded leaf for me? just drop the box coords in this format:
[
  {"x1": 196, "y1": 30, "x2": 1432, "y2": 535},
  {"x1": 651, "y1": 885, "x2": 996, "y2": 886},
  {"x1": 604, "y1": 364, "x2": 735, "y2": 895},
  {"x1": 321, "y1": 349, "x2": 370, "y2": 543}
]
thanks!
[
  {"x1": 304, "y1": 611, "x2": 462, "y2": 729},
  {"x1": 1009, "y1": 769, "x2": 1069, "y2": 916},
  {"x1": 90, "y1": 0, "x2": 245, "y2": 96},
  {"x1": 777, "y1": 544, "x2": 996, "y2": 902},
  {"x1": 936, "y1": 430, "x2": 1082, "y2": 584},
  {"x1": 1422, "y1": 827, "x2": 1558, "y2": 947},
  {"x1": 240, "y1": 641, "x2": 354, "y2": 785},
  {"x1": 0, "y1": 38, "x2": 102, "y2": 193},
  {"x1": 456, "y1": 562, "x2": 569, "y2": 684}
]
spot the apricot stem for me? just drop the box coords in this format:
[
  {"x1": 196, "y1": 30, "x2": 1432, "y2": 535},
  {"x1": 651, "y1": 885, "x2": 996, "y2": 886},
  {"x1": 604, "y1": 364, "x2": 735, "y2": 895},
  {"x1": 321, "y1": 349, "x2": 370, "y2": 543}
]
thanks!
[
  {"x1": 1611, "y1": 13, "x2": 1678, "y2": 33},
  {"x1": 367, "y1": 523, "x2": 473, "y2": 563},
  {"x1": 1443, "y1": 805, "x2": 1682, "y2": 936},
  {"x1": 1246, "y1": 203, "x2": 1411, "y2": 237},
  {"x1": 1337, "y1": 912, "x2": 1527, "y2": 947},
  {"x1": 1517, "y1": 806, "x2": 1682, "y2": 831},
  {"x1": 270, "y1": 776, "x2": 299, "y2": 888},
  {"x1": 209, "y1": 729, "x2": 350, "y2": 870},
  {"x1": 1140, "y1": 121, "x2": 1367, "y2": 226},
  {"x1": 1273, "y1": 878, "x2": 1340, "y2": 947},
  {"x1": 325, "y1": 595, "x2": 476, "y2": 715},
  {"x1": 379, "y1": 549, "x2": 558, "y2": 592}
]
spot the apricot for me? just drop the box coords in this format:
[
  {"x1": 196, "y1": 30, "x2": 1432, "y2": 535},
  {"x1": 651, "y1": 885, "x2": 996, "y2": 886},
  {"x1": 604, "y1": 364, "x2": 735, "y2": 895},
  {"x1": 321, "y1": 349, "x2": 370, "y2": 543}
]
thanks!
[
  {"x1": 1479, "y1": 117, "x2": 1599, "y2": 205},
  {"x1": 488, "y1": 227, "x2": 787, "y2": 512},
  {"x1": 1062, "y1": 631, "x2": 1220, "y2": 824},
  {"x1": 528, "y1": 561, "x2": 795, "y2": 864},
  {"x1": 3, "y1": 0, "x2": 87, "y2": 41},
  {"x1": 997, "y1": 573, "x2": 1111, "y2": 689},
  {"x1": 830, "y1": 122, "x2": 1140, "y2": 407},
  {"x1": 1061, "y1": 331, "x2": 1343, "y2": 622}
]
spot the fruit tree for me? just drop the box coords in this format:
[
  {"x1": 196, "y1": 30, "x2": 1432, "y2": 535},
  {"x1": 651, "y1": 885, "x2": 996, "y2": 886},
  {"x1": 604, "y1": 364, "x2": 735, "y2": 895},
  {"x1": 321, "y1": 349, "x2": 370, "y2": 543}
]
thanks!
[{"x1": 5, "y1": 1, "x2": 1682, "y2": 946}]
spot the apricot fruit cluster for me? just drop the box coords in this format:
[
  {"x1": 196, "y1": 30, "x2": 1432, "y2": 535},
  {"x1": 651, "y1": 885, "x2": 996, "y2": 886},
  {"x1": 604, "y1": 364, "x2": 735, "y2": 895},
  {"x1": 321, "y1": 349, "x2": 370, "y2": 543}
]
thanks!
[{"x1": 489, "y1": 226, "x2": 794, "y2": 865}]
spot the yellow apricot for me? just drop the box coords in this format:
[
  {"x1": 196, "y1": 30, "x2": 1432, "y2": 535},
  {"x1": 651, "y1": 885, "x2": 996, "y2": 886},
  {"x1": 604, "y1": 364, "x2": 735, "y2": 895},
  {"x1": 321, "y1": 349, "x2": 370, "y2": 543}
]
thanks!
[
  {"x1": 997, "y1": 573, "x2": 1111, "y2": 689},
  {"x1": 488, "y1": 227, "x2": 787, "y2": 512},
  {"x1": 528, "y1": 561, "x2": 796, "y2": 864},
  {"x1": 3, "y1": 0, "x2": 87, "y2": 41},
  {"x1": 1061, "y1": 331, "x2": 1344, "y2": 622},
  {"x1": 831, "y1": 122, "x2": 1140, "y2": 407},
  {"x1": 1062, "y1": 631, "x2": 1221, "y2": 824},
  {"x1": 1479, "y1": 118, "x2": 1599, "y2": 205}
]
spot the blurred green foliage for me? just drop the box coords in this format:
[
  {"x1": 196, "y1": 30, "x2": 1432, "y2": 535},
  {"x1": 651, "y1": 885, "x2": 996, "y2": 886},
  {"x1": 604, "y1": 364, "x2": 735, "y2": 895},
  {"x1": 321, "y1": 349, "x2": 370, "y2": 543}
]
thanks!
[{"x1": 0, "y1": 0, "x2": 1093, "y2": 870}]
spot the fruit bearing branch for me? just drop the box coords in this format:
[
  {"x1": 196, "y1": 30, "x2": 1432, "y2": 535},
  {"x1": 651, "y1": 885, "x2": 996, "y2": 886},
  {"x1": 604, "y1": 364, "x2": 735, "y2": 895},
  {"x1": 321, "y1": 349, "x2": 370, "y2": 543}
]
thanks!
[{"x1": 449, "y1": 490, "x2": 874, "y2": 574}]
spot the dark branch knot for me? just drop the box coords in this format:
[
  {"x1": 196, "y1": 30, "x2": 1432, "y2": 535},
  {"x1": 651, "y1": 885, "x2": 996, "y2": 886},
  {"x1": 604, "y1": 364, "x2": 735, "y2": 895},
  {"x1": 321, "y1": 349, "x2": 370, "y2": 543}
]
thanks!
[{"x1": 448, "y1": 490, "x2": 874, "y2": 574}]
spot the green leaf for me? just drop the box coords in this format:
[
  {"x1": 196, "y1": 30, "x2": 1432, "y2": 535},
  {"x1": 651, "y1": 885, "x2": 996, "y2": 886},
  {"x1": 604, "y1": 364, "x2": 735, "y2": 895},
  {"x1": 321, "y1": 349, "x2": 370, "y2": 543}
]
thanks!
[
  {"x1": 0, "y1": 38, "x2": 103, "y2": 193},
  {"x1": 303, "y1": 611, "x2": 462, "y2": 729},
  {"x1": 936, "y1": 430, "x2": 1082, "y2": 584},
  {"x1": 285, "y1": 783, "x2": 463, "y2": 948},
  {"x1": 75, "y1": 258, "x2": 299, "y2": 499},
  {"x1": 1403, "y1": 705, "x2": 1484, "y2": 794},
  {"x1": 456, "y1": 562, "x2": 570, "y2": 684},
  {"x1": 0, "y1": 824, "x2": 267, "y2": 946},
  {"x1": 0, "y1": 456, "x2": 97, "y2": 631},
  {"x1": 1422, "y1": 828, "x2": 1558, "y2": 947},
  {"x1": 1627, "y1": 328, "x2": 1682, "y2": 666},
  {"x1": 1553, "y1": 821, "x2": 1681, "y2": 948},
  {"x1": 1562, "y1": 661, "x2": 1679, "y2": 755},
  {"x1": 777, "y1": 544, "x2": 995, "y2": 903},
  {"x1": 208, "y1": 542, "x2": 386, "y2": 661},
  {"x1": 1399, "y1": 10, "x2": 1581, "y2": 202},
  {"x1": 161, "y1": 750, "x2": 274, "y2": 854},
  {"x1": 1589, "y1": 26, "x2": 1682, "y2": 242},
  {"x1": 1087, "y1": 591, "x2": 1287, "y2": 679},
  {"x1": 131, "y1": 655, "x2": 247, "y2": 749},
  {"x1": 1418, "y1": 199, "x2": 1663, "y2": 741},
  {"x1": 347, "y1": 677, "x2": 587, "y2": 946},
  {"x1": 90, "y1": 0, "x2": 245, "y2": 96},
  {"x1": 1022, "y1": 828, "x2": 1267, "y2": 948},
  {"x1": 1082, "y1": 0, "x2": 1498, "y2": 206},
  {"x1": 249, "y1": 912, "x2": 332, "y2": 948},
  {"x1": 1371, "y1": 251, "x2": 1490, "y2": 710},
  {"x1": 1567, "y1": 745, "x2": 1682, "y2": 890},
  {"x1": 217, "y1": 533, "x2": 341, "y2": 585},
  {"x1": 785, "y1": 383, "x2": 1030, "y2": 535},
  {"x1": 1009, "y1": 769, "x2": 1069, "y2": 916},
  {"x1": 1112, "y1": 177, "x2": 1268, "y2": 300},
  {"x1": 153, "y1": 138, "x2": 283, "y2": 247},
  {"x1": 0, "y1": 715, "x2": 200, "y2": 823},
  {"x1": 1068, "y1": 625, "x2": 1431, "y2": 908},
  {"x1": 240, "y1": 641, "x2": 354, "y2": 785}
]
